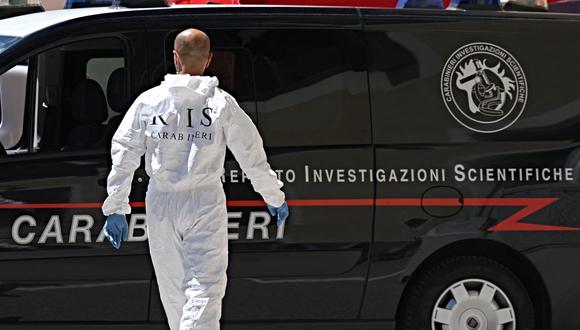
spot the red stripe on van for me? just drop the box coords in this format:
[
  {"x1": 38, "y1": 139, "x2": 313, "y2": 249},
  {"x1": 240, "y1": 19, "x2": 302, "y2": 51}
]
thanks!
[{"x1": 0, "y1": 197, "x2": 575, "y2": 232}]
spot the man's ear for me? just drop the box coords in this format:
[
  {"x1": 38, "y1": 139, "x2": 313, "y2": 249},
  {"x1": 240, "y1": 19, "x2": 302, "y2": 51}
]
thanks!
[
  {"x1": 205, "y1": 52, "x2": 213, "y2": 70},
  {"x1": 173, "y1": 50, "x2": 181, "y2": 73}
]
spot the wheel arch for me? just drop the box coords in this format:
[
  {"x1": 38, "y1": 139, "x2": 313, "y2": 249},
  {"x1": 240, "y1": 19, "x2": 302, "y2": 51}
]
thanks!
[{"x1": 396, "y1": 238, "x2": 551, "y2": 330}]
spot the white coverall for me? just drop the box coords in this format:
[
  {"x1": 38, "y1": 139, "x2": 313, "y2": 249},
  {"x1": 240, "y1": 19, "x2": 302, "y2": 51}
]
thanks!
[{"x1": 101, "y1": 74, "x2": 286, "y2": 330}]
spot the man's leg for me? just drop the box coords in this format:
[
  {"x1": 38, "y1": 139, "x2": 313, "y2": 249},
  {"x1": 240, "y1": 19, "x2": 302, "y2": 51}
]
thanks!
[
  {"x1": 147, "y1": 192, "x2": 187, "y2": 330},
  {"x1": 180, "y1": 189, "x2": 229, "y2": 330}
]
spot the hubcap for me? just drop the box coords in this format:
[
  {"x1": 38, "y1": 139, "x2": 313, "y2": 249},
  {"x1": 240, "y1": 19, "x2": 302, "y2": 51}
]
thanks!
[{"x1": 431, "y1": 278, "x2": 516, "y2": 330}]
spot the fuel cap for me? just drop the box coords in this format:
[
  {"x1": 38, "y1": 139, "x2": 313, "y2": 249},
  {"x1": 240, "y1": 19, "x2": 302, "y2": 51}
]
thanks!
[{"x1": 421, "y1": 185, "x2": 464, "y2": 218}]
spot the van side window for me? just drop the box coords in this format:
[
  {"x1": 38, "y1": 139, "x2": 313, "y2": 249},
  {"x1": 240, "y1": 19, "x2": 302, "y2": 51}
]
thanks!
[
  {"x1": 35, "y1": 38, "x2": 127, "y2": 152},
  {"x1": 0, "y1": 38, "x2": 128, "y2": 156},
  {"x1": 160, "y1": 29, "x2": 371, "y2": 147},
  {"x1": 366, "y1": 30, "x2": 473, "y2": 144},
  {"x1": 249, "y1": 29, "x2": 370, "y2": 147}
]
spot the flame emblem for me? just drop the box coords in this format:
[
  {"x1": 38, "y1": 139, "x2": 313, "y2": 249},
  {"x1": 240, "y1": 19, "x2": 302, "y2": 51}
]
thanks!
[{"x1": 441, "y1": 42, "x2": 527, "y2": 133}]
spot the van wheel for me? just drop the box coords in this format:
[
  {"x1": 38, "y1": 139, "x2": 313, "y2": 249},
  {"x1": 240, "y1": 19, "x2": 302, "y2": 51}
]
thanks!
[{"x1": 397, "y1": 256, "x2": 534, "y2": 330}]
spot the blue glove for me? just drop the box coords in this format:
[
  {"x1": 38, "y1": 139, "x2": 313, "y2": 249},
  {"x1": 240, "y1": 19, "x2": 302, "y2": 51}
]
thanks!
[
  {"x1": 103, "y1": 213, "x2": 129, "y2": 249},
  {"x1": 267, "y1": 201, "x2": 289, "y2": 226}
]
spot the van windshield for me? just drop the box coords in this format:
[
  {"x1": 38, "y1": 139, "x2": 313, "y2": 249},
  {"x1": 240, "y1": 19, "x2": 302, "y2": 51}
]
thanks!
[{"x1": 0, "y1": 36, "x2": 19, "y2": 54}]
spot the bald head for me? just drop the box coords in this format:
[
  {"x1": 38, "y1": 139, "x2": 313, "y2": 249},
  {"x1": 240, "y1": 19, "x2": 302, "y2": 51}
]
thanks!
[{"x1": 173, "y1": 28, "x2": 212, "y2": 75}]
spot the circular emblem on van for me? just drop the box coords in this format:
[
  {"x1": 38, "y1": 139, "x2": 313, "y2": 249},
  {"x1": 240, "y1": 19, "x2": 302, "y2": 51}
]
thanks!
[{"x1": 441, "y1": 42, "x2": 527, "y2": 133}]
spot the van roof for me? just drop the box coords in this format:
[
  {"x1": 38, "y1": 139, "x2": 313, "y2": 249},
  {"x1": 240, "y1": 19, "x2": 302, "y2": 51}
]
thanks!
[
  {"x1": 0, "y1": 4, "x2": 578, "y2": 39},
  {"x1": 0, "y1": 5, "x2": 291, "y2": 38},
  {"x1": 0, "y1": 7, "x2": 125, "y2": 38}
]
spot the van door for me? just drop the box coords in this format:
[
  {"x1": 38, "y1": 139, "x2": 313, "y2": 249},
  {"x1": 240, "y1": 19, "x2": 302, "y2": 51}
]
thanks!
[
  {"x1": 359, "y1": 11, "x2": 580, "y2": 323},
  {"x1": 0, "y1": 28, "x2": 152, "y2": 324},
  {"x1": 145, "y1": 10, "x2": 373, "y2": 322}
]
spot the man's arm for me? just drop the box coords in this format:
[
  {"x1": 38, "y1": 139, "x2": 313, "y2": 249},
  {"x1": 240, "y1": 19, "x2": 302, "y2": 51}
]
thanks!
[
  {"x1": 102, "y1": 96, "x2": 147, "y2": 216},
  {"x1": 222, "y1": 94, "x2": 285, "y2": 208}
]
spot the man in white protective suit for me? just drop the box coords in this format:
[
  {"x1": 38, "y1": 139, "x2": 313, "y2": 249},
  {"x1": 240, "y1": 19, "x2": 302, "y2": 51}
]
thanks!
[{"x1": 100, "y1": 28, "x2": 290, "y2": 330}]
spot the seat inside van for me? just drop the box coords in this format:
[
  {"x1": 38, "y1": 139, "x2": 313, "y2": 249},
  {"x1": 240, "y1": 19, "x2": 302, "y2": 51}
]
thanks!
[{"x1": 34, "y1": 38, "x2": 126, "y2": 152}]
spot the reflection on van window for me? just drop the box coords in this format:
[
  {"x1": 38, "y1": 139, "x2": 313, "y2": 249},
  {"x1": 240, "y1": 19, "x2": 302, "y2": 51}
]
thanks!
[
  {"x1": 248, "y1": 29, "x2": 371, "y2": 147},
  {"x1": 204, "y1": 51, "x2": 236, "y2": 93}
]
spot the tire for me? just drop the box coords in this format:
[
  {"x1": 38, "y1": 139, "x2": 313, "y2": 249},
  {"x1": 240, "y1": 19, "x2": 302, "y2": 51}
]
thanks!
[{"x1": 397, "y1": 256, "x2": 535, "y2": 330}]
